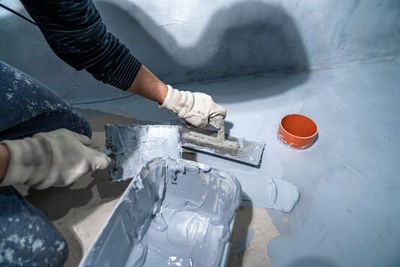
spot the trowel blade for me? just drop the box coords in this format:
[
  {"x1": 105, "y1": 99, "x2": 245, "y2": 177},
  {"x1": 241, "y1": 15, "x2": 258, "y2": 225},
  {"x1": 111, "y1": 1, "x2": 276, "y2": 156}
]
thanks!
[{"x1": 179, "y1": 126, "x2": 265, "y2": 166}]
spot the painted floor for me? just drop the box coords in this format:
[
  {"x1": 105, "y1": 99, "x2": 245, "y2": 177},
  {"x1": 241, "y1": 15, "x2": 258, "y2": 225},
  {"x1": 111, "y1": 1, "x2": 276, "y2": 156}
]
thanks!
[{"x1": 18, "y1": 58, "x2": 400, "y2": 267}]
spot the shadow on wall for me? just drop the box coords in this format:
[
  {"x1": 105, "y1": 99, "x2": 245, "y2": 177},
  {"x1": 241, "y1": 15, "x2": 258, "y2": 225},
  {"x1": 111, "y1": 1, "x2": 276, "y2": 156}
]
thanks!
[
  {"x1": 1, "y1": 1, "x2": 309, "y2": 103},
  {"x1": 97, "y1": 0, "x2": 310, "y2": 87}
]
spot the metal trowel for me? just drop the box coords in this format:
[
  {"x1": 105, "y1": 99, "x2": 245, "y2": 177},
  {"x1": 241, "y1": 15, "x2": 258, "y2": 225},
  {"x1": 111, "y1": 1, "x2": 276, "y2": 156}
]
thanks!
[{"x1": 179, "y1": 116, "x2": 265, "y2": 166}]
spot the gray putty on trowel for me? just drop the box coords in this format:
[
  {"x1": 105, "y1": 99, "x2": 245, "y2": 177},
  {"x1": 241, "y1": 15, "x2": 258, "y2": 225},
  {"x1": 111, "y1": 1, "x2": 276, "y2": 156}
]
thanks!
[
  {"x1": 179, "y1": 123, "x2": 266, "y2": 166},
  {"x1": 105, "y1": 124, "x2": 182, "y2": 181}
]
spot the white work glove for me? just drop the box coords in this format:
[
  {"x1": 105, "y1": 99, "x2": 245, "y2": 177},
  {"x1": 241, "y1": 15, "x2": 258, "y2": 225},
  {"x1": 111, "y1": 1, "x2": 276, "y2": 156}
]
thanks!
[
  {"x1": 160, "y1": 85, "x2": 226, "y2": 129},
  {"x1": 0, "y1": 129, "x2": 110, "y2": 190}
]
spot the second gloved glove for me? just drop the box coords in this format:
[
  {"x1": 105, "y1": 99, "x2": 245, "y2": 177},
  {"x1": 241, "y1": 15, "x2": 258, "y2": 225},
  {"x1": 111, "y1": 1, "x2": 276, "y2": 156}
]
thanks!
[{"x1": 0, "y1": 129, "x2": 110, "y2": 190}]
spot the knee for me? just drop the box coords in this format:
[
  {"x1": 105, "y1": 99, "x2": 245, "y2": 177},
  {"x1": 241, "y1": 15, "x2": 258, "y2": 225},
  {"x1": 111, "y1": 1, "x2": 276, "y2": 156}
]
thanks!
[
  {"x1": 0, "y1": 109, "x2": 92, "y2": 141},
  {"x1": 39, "y1": 110, "x2": 92, "y2": 139},
  {"x1": 66, "y1": 110, "x2": 92, "y2": 138},
  {"x1": 0, "y1": 187, "x2": 69, "y2": 266},
  {"x1": 0, "y1": 228, "x2": 69, "y2": 266}
]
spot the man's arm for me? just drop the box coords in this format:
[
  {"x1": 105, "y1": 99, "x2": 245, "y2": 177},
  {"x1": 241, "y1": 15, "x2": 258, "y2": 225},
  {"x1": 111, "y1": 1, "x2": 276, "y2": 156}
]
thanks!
[
  {"x1": 128, "y1": 65, "x2": 168, "y2": 104},
  {"x1": 21, "y1": 0, "x2": 168, "y2": 104},
  {"x1": 0, "y1": 144, "x2": 10, "y2": 183},
  {"x1": 21, "y1": 0, "x2": 142, "y2": 90},
  {"x1": 21, "y1": 0, "x2": 226, "y2": 128}
]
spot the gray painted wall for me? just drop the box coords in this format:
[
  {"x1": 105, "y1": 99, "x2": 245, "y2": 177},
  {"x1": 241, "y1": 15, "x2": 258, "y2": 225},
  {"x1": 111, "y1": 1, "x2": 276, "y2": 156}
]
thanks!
[{"x1": 1, "y1": 0, "x2": 399, "y2": 102}]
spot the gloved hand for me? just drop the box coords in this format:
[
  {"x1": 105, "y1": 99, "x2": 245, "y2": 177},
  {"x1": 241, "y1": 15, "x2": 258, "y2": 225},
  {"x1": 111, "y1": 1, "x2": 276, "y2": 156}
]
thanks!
[
  {"x1": 160, "y1": 85, "x2": 226, "y2": 129},
  {"x1": 0, "y1": 129, "x2": 110, "y2": 190}
]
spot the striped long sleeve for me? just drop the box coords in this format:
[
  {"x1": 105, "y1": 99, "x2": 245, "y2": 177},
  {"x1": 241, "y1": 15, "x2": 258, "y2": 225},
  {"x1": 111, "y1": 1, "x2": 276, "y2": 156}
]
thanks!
[{"x1": 20, "y1": 0, "x2": 142, "y2": 90}]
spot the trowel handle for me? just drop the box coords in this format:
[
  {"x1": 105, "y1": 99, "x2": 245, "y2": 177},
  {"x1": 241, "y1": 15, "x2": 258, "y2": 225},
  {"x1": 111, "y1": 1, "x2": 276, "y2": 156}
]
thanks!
[
  {"x1": 210, "y1": 115, "x2": 226, "y2": 141},
  {"x1": 209, "y1": 115, "x2": 225, "y2": 130}
]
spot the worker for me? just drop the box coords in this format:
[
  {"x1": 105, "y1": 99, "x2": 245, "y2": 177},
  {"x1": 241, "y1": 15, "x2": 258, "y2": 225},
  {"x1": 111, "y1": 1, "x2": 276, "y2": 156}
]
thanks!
[{"x1": 0, "y1": 0, "x2": 226, "y2": 265}]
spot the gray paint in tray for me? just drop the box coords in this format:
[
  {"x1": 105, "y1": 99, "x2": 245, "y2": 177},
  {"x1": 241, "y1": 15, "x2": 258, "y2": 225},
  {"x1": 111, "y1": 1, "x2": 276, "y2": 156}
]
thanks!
[{"x1": 79, "y1": 158, "x2": 241, "y2": 267}]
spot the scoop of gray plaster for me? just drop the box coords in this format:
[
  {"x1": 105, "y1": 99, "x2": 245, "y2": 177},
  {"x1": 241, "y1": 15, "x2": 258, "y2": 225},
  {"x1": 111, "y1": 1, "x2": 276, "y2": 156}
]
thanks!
[
  {"x1": 265, "y1": 178, "x2": 299, "y2": 212},
  {"x1": 79, "y1": 158, "x2": 241, "y2": 267},
  {"x1": 105, "y1": 124, "x2": 182, "y2": 181},
  {"x1": 239, "y1": 177, "x2": 299, "y2": 212}
]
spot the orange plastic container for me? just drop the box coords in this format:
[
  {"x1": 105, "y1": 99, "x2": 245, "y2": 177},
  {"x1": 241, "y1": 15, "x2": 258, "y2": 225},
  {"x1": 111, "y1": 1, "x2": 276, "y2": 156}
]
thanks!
[{"x1": 278, "y1": 114, "x2": 318, "y2": 149}]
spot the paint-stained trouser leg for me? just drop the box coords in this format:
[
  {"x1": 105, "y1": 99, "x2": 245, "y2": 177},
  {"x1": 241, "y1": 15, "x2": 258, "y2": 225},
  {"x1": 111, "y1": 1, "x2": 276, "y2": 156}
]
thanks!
[
  {"x1": 0, "y1": 60, "x2": 92, "y2": 265},
  {"x1": 0, "y1": 187, "x2": 68, "y2": 266},
  {"x1": 0, "y1": 60, "x2": 91, "y2": 140}
]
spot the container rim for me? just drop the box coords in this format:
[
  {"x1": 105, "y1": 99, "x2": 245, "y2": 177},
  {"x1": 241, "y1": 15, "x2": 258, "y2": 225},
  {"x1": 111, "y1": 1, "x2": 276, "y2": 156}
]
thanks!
[{"x1": 279, "y1": 113, "x2": 318, "y2": 139}]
